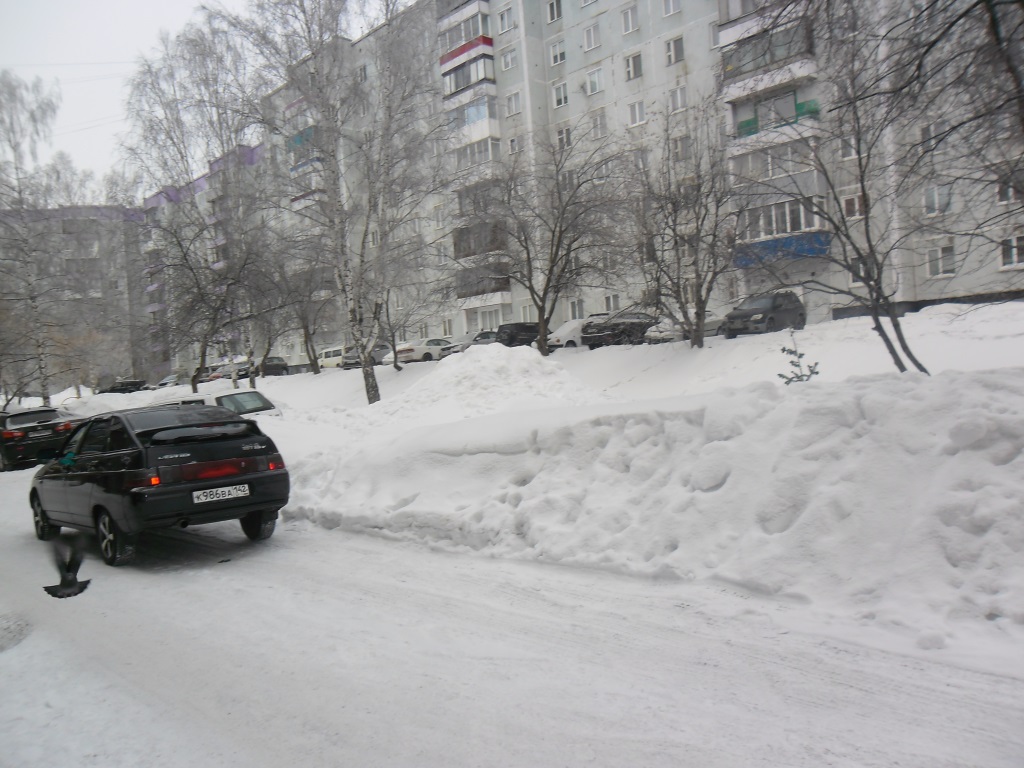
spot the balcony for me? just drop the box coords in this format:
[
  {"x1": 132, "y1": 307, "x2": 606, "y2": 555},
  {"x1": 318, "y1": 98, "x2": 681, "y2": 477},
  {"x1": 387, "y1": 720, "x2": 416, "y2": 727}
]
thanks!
[
  {"x1": 734, "y1": 231, "x2": 832, "y2": 267},
  {"x1": 736, "y1": 98, "x2": 819, "y2": 138},
  {"x1": 455, "y1": 263, "x2": 510, "y2": 299}
]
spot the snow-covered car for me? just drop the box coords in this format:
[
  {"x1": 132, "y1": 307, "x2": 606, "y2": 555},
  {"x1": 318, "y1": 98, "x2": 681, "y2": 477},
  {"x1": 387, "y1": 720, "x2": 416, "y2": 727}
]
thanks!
[
  {"x1": 547, "y1": 314, "x2": 608, "y2": 350},
  {"x1": 30, "y1": 404, "x2": 289, "y2": 565},
  {"x1": 151, "y1": 389, "x2": 282, "y2": 417},
  {"x1": 644, "y1": 312, "x2": 726, "y2": 344},
  {"x1": 441, "y1": 330, "x2": 498, "y2": 357},
  {"x1": 381, "y1": 338, "x2": 451, "y2": 364},
  {"x1": 341, "y1": 343, "x2": 391, "y2": 369},
  {"x1": 580, "y1": 310, "x2": 659, "y2": 349}
]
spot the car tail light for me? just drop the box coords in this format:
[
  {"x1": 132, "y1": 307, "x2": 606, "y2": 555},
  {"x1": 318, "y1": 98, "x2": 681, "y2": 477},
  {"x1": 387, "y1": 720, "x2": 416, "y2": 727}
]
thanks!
[
  {"x1": 54, "y1": 421, "x2": 75, "y2": 433},
  {"x1": 125, "y1": 469, "x2": 161, "y2": 489},
  {"x1": 156, "y1": 453, "x2": 285, "y2": 484},
  {"x1": 2, "y1": 430, "x2": 25, "y2": 440}
]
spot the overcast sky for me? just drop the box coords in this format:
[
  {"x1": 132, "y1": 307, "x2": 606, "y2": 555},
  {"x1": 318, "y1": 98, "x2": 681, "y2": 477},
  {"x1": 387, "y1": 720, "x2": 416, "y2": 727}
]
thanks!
[{"x1": 0, "y1": 0, "x2": 247, "y2": 179}]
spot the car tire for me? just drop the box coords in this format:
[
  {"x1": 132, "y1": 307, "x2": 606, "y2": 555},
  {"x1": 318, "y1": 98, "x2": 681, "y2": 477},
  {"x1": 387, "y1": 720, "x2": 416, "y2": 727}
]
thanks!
[
  {"x1": 422, "y1": 353, "x2": 432, "y2": 362},
  {"x1": 766, "y1": 318, "x2": 777, "y2": 332},
  {"x1": 97, "y1": 510, "x2": 136, "y2": 566},
  {"x1": 32, "y1": 495, "x2": 60, "y2": 541},
  {"x1": 725, "y1": 329, "x2": 736, "y2": 339},
  {"x1": 241, "y1": 511, "x2": 276, "y2": 541},
  {"x1": 565, "y1": 340, "x2": 576, "y2": 348}
]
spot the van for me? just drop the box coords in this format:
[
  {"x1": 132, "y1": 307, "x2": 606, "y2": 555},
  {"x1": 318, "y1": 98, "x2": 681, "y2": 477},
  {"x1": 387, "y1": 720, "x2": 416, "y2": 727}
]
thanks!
[
  {"x1": 495, "y1": 323, "x2": 540, "y2": 347},
  {"x1": 316, "y1": 346, "x2": 349, "y2": 369}
]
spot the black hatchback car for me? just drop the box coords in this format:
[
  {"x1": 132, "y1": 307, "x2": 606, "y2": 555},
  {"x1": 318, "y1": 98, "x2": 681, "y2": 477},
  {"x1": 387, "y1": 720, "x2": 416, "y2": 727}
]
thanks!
[
  {"x1": 580, "y1": 310, "x2": 659, "y2": 349},
  {"x1": 723, "y1": 291, "x2": 806, "y2": 338},
  {"x1": 1, "y1": 408, "x2": 79, "y2": 471},
  {"x1": 495, "y1": 323, "x2": 540, "y2": 347},
  {"x1": 30, "y1": 404, "x2": 290, "y2": 566}
]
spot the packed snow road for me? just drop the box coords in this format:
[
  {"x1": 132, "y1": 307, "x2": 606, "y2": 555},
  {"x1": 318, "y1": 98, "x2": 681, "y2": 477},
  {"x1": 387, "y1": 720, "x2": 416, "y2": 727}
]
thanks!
[{"x1": 1, "y1": 483, "x2": 1021, "y2": 768}]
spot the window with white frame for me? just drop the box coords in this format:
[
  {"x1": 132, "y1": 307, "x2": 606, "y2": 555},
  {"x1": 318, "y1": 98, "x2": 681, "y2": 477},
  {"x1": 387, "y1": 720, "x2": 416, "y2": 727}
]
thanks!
[
  {"x1": 997, "y1": 179, "x2": 1023, "y2": 204},
  {"x1": 924, "y1": 185, "x2": 952, "y2": 215},
  {"x1": 849, "y1": 256, "x2": 868, "y2": 284},
  {"x1": 591, "y1": 108, "x2": 608, "y2": 138},
  {"x1": 553, "y1": 82, "x2": 569, "y2": 108},
  {"x1": 498, "y1": 8, "x2": 513, "y2": 32},
  {"x1": 736, "y1": 198, "x2": 820, "y2": 241},
  {"x1": 669, "y1": 85, "x2": 686, "y2": 112},
  {"x1": 570, "y1": 299, "x2": 586, "y2": 319},
  {"x1": 548, "y1": 0, "x2": 563, "y2": 22},
  {"x1": 840, "y1": 135, "x2": 858, "y2": 159},
  {"x1": 481, "y1": 308, "x2": 501, "y2": 329},
  {"x1": 433, "y1": 204, "x2": 444, "y2": 229},
  {"x1": 593, "y1": 158, "x2": 611, "y2": 181},
  {"x1": 628, "y1": 99, "x2": 646, "y2": 126},
  {"x1": 506, "y1": 91, "x2": 521, "y2": 116},
  {"x1": 418, "y1": 323, "x2": 429, "y2": 338},
  {"x1": 666, "y1": 36, "x2": 684, "y2": 64},
  {"x1": 442, "y1": 318, "x2": 454, "y2": 336},
  {"x1": 556, "y1": 126, "x2": 572, "y2": 149},
  {"x1": 509, "y1": 135, "x2": 522, "y2": 154},
  {"x1": 551, "y1": 39, "x2": 566, "y2": 65},
  {"x1": 370, "y1": 230, "x2": 379, "y2": 246},
  {"x1": 625, "y1": 52, "x2": 643, "y2": 80},
  {"x1": 670, "y1": 135, "x2": 691, "y2": 163},
  {"x1": 920, "y1": 120, "x2": 949, "y2": 151},
  {"x1": 586, "y1": 67, "x2": 603, "y2": 95},
  {"x1": 501, "y1": 48, "x2": 518, "y2": 70},
  {"x1": 584, "y1": 23, "x2": 601, "y2": 50},
  {"x1": 664, "y1": 0, "x2": 681, "y2": 14},
  {"x1": 521, "y1": 304, "x2": 537, "y2": 321},
  {"x1": 605, "y1": 294, "x2": 621, "y2": 311},
  {"x1": 842, "y1": 192, "x2": 865, "y2": 218},
  {"x1": 927, "y1": 242, "x2": 956, "y2": 276},
  {"x1": 622, "y1": 5, "x2": 638, "y2": 33},
  {"x1": 1001, "y1": 233, "x2": 1024, "y2": 267}
]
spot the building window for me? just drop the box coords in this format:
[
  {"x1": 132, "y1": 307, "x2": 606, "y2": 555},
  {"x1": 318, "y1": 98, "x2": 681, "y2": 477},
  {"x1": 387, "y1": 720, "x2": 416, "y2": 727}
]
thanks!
[
  {"x1": 669, "y1": 85, "x2": 686, "y2": 112},
  {"x1": 506, "y1": 91, "x2": 521, "y2": 116},
  {"x1": 442, "y1": 319, "x2": 454, "y2": 336},
  {"x1": 370, "y1": 230, "x2": 379, "y2": 246},
  {"x1": 605, "y1": 294, "x2": 621, "y2": 311},
  {"x1": 927, "y1": 243, "x2": 956, "y2": 276},
  {"x1": 521, "y1": 304, "x2": 537, "y2": 322},
  {"x1": 570, "y1": 299, "x2": 586, "y2": 319},
  {"x1": 664, "y1": 0, "x2": 681, "y2": 14},
  {"x1": 628, "y1": 99, "x2": 646, "y2": 126},
  {"x1": 434, "y1": 204, "x2": 444, "y2": 229},
  {"x1": 1001, "y1": 234, "x2": 1024, "y2": 267},
  {"x1": 443, "y1": 57, "x2": 495, "y2": 97},
  {"x1": 357, "y1": 64, "x2": 367, "y2": 82},
  {"x1": 548, "y1": 0, "x2": 563, "y2": 22},
  {"x1": 586, "y1": 67, "x2": 603, "y2": 95},
  {"x1": 439, "y1": 13, "x2": 491, "y2": 55},
  {"x1": 842, "y1": 192, "x2": 865, "y2": 218},
  {"x1": 510, "y1": 135, "x2": 523, "y2": 154},
  {"x1": 924, "y1": 185, "x2": 952, "y2": 216},
  {"x1": 670, "y1": 135, "x2": 691, "y2": 163},
  {"x1": 591, "y1": 108, "x2": 608, "y2": 138},
  {"x1": 584, "y1": 23, "x2": 601, "y2": 50},
  {"x1": 498, "y1": 8, "x2": 513, "y2": 32},
  {"x1": 622, "y1": 5, "x2": 638, "y2": 33},
  {"x1": 625, "y1": 52, "x2": 643, "y2": 80},
  {"x1": 553, "y1": 82, "x2": 569, "y2": 108},
  {"x1": 666, "y1": 36, "x2": 684, "y2": 65},
  {"x1": 920, "y1": 120, "x2": 949, "y2": 151},
  {"x1": 557, "y1": 126, "x2": 572, "y2": 149},
  {"x1": 455, "y1": 137, "x2": 501, "y2": 169},
  {"x1": 737, "y1": 198, "x2": 820, "y2": 241},
  {"x1": 840, "y1": 136, "x2": 858, "y2": 159},
  {"x1": 551, "y1": 39, "x2": 566, "y2": 66},
  {"x1": 501, "y1": 48, "x2": 518, "y2": 70},
  {"x1": 997, "y1": 179, "x2": 1023, "y2": 204}
]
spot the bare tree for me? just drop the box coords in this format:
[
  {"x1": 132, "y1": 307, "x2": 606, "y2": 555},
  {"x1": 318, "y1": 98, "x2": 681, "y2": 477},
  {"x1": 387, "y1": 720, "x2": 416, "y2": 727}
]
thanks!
[
  {"x1": 458, "y1": 116, "x2": 630, "y2": 355},
  {"x1": 633, "y1": 99, "x2": 739, "y2": 348}
]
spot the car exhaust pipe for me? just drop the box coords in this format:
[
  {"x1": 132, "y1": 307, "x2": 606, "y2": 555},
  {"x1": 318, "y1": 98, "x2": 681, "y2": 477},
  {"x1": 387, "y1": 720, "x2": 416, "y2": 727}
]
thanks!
[{"x1": 179, "y1": 518, "x2": 190, "y2": 528}]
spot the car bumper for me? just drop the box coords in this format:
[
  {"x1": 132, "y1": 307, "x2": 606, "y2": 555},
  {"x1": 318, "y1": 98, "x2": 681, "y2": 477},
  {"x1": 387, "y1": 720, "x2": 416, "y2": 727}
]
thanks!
[
  {"x1": 121, "y1": 470, "x2": 290, "y2": 533},
  {"x1": 726, "y1": 320, "x2": 768, "y2": 335},
  {"x1": 2, "y1": 435, "x2": 67, "y2": 466}
]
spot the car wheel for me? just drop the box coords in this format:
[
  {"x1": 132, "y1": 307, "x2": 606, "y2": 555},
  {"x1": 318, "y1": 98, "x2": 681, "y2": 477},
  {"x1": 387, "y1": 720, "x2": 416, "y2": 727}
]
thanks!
[
  {"x1": 725, "y1": 329, "x2": 736, "y2": 339},
  {"x1": 32, "y1": 495, "x2": 60, "y2": 541},
  {"x1": 422, "y1": 353, "x2": 433, "y2": 362},
  {"x1": 241, "y1": 511, "x2": 276, "y2": 541},
  {"x1": 715, "y1": 325, "x2": 726, "y2": 336},
  {"x1": 795, "y1": 314, "x2": 806, "y2": 330},
  {"x1": 565, "y1": 340, "x2": 576, "y2": 348},
  {"x1": 97, "y1": 510, "x2": 136, "y2": 566},
  {"x1": 766, "y1": 318, "x2": 777, "y2": 332}
]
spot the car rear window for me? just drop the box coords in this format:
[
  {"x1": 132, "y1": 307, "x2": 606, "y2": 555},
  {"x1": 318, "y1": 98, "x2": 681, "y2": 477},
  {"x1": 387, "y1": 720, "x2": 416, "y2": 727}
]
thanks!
[
  {"x1": 144, "y1": 421, "x2": 263, "y2": 446},
  {"x1": 6, "y1": 409, "x2": 61, "y2": 427},
  {"x1": 124, "y1": 406, "x2": 242, "y2": 432}
]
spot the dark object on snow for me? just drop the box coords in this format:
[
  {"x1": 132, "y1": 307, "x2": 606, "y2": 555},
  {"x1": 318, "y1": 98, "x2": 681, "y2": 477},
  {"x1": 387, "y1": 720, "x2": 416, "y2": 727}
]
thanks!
[{"x1": 43, "y1": 537, "x2": 91, "y2": 599}]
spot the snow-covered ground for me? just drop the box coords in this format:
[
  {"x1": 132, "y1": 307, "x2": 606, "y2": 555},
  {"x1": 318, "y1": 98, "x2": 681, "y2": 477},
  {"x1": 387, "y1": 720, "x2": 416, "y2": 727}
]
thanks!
[{"x1": 2, "y1": 302, "x2": 1023, "y2": 767}]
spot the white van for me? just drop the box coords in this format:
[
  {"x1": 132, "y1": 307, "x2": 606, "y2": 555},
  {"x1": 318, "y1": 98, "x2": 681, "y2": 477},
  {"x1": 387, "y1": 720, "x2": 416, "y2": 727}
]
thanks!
[{"x1": 316, "y1": 346, "x2": 349, "y2": 368}]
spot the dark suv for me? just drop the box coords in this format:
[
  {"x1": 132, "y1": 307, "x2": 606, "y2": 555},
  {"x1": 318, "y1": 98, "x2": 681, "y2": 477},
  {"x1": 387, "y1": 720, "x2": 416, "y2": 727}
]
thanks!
[
  {"x1": 580, "y1": 310, "x2": 659, "y2": 349},
  {"x1": 1, "y1": 408, "x2": 78, "y2": 470},
  {"x1": 495, "y1": 323, "x2": 540, "y2": 347},
  {"x1": 30, "y1": 404, "x2": 289, "y2": 565},
  {"x1": 724, "y1": 292, "x2": 806, "y2": 338}
]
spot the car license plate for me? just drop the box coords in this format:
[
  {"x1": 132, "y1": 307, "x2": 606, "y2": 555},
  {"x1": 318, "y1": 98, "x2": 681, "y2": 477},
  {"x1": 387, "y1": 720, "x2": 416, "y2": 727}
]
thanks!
[
  {"x1": 192, "y1": 484, "x2": 250, "y2": 504},
  {"x1": 30, "y1": 430, "x2": 50, "y2": 437}
]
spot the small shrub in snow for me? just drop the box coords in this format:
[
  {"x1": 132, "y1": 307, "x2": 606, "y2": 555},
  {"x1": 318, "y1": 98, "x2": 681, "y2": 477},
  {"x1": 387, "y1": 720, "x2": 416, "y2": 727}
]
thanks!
[{"x1": 778, "y1": 332, "x2": 819, "y2": 385}]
